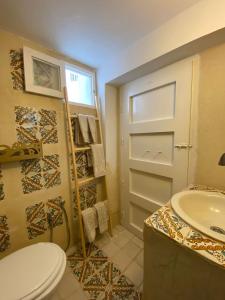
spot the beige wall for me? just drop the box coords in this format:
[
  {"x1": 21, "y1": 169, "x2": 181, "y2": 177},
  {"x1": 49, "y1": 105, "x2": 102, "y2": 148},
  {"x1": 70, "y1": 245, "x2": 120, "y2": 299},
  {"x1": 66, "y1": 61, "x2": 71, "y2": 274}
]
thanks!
[
  {"x1": 0, "y1": 29, "x2": 95, "y2": 258},
  {"x1": 195, "y1": 43, "x2": 225, "y2": 189}
]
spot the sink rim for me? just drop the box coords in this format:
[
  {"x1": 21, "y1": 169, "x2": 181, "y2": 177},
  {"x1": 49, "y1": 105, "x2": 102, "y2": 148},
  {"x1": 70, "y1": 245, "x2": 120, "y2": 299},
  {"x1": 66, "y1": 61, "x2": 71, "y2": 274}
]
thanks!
[{"x1": 171, "y1": 190, "x2": 225, "y2": 243}]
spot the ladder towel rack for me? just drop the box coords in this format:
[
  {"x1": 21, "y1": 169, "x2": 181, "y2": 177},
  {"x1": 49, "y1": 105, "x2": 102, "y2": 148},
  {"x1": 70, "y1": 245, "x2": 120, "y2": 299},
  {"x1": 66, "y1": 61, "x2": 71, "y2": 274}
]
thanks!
[{"x1": 63, "y1": 87, "x2": 112, "y2": 257}]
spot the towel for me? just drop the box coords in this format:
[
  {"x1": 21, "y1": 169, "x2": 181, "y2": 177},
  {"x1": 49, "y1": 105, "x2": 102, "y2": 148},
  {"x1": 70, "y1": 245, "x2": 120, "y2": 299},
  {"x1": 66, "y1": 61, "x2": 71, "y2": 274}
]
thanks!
[
  {"x1": 82, "y1": 207, "x2": 98, "y2": 243},
  {"x1": 94, "y1": 201, "x2": 109, "y2": 234},
  {"x1": 71, "y1": 117, "x2": 84, "y2": 146},
  {"x1": 78, "y1": 114, "x2": 90, "y2": 143},
  {"x1": 91, "y1": 144, "x2": 106, "y2": 177},
  {"x1": 88, "y1": 116, "x2": 97, "y2": 143}
]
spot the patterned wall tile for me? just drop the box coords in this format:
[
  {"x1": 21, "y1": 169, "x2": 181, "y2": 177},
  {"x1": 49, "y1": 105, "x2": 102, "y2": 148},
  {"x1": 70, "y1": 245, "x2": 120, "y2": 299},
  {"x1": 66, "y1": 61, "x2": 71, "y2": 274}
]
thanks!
[
  {"x1": 75, "y1": 151, "x2": 92, "y2": 179},
  {"x1": 46, "y1": 196, "x2": 64, "y2": 228},
  {"x1": 20, "y1": 155, "x2": 61, "y2": 194},
  {"x1": 39, "y1": 109, "x2": 58, "y2": 144},
  {"x1": 26, "y1": 202, "x2": 47, "y2": 239},
  {"x1": 9, "y1": 49, "x2": 25, "y2": 90},
  {"x1": 0, "y1": 167, "x2": 5, "y2": 201},
  {"x1": 0, "y1": 216, "x2": 10, "y2": 252},
  {"x1": 22, "y1": 173, "x2": 42, "y2": 194},
  {"x1": 73, "y1": 183, "x2": 97, "y2": 219},
  {"x1": 15, "y1": 106, "x2": 39, "y2": 144},
  {"x1": 42, "y1": 155, "x2": 61, "y2": 189},
  {"x1": 15, "y1": 106, "x2": 58, "y2": 145}
]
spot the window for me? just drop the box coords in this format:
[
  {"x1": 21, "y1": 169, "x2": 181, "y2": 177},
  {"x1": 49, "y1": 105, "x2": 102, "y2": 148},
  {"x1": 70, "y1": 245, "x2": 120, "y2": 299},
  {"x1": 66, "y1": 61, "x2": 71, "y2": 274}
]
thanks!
[{"x1": 65, "y1": 64, "x2": 95, "y2": 107}]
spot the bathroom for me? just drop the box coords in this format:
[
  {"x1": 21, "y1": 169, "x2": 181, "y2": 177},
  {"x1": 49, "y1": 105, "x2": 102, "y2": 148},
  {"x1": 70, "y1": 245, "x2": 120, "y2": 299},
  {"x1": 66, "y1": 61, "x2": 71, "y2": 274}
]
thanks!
[{"x1": 0, "y1": 0, "x2": 225, "y2": 299}]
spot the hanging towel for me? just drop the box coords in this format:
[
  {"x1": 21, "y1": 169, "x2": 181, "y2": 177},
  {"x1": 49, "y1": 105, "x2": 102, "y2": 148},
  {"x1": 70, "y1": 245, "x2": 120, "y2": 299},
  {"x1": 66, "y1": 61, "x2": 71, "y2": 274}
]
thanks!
[
  {"x1": 82, "y1": 207, "x2": 98, "y2": 243},
  {"x1": 94, "y1": 201, "x2": 109, "y2": 234},
  {"x1": 87, "y1": 149, "x2": 93, "y2": 167},
  {"x1": 91, "y1": 144, "x2": 106, "y2": 177},
  {"x1": 88, "y1": 116, "x2": 97, "y2": 143},
  {"x1": 78, "y1": 114, "x2": 90, "y2": 143}
]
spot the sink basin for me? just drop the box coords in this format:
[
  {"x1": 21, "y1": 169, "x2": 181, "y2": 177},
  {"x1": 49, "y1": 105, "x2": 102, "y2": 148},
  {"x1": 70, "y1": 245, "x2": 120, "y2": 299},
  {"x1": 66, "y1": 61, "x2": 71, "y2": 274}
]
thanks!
[{"x1": 171, "y1": 190, "x2": 225, "y2": 242}]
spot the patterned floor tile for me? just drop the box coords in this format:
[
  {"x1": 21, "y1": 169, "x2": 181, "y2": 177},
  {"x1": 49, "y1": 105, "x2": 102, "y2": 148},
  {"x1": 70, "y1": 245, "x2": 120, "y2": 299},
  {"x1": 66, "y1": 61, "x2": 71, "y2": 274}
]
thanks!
[
  {"x1": 68, "y1": 244, "x2": 141, "y2": 300},
  {"x1": 0, "y1": 216, "x2": 10, "y2": 252}
]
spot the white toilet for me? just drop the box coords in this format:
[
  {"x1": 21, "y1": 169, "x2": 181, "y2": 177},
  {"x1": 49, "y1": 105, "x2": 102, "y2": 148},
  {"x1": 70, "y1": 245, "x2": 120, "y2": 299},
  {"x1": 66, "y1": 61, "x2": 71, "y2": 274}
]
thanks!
[{"x1": 0, "y1": 242, "x2": 66, "y2": 300}]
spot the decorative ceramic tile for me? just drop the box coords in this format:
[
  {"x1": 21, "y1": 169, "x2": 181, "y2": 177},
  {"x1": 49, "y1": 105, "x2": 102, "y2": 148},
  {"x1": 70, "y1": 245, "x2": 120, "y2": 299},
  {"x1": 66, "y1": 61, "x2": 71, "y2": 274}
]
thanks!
[
  {"x1": 26, "y1": 202, "x2": 47, "y2": 239},
  {"x1": 146, "y1": 205, "x2": 189, "y2": 244},
  {"x1": 73, "y1": 183, "x2": 97, "y2": 219},
  {"x1": 15, "y1": 106, "x2": 39, "y2": 143},
  {"x1": 75, "y1": 151, "x2": 92, "y2": 179},
  {"x1": 46, "y1": 196, "x2": 64, "y2": 228},
  {"x1": 42, "y1": 154, "x2": 60, "y2": 172},
  {"x1": 43, "y1": 169, "x2": 61, "y2": 189},
  {"x1": 20, "y1": 155, "x2": 61, "y2": 194},
  {"x1": 15, "y1": 106, "x2": 58, "y2": 145},
  {"x1": 0, "y1": 216, "x2": 10, "y2": 252},
  {"x1": 22, "y1": 173, "x2": 42, "y2": 194},
  {"x1": 21, "y1": 159, "x2": 41, "y2": 175},
  {"x1": 145, "y1": 185, "x2": 225, "y2": 269},
  {"x1": 0, "y1": 167, "x2": 5, "y2": 201},
  {"x1": 183, "y1": 229, "x2": 225, "y2": 267},
  {"x1": 188, "y1": 184, "x2": 225, "y2": 195},
  {"x1": 9, "y1": 49, "x2": 25, "y2": 90},
  {"x1": 68, "y1": 244, "x2": 140, "y2": 300},
  {"x1": 42, "y1": 154, "x2": 61, "y2": 189},
  {"x1": 39, "y1": 109, "x2": 58, "y2": 144}
]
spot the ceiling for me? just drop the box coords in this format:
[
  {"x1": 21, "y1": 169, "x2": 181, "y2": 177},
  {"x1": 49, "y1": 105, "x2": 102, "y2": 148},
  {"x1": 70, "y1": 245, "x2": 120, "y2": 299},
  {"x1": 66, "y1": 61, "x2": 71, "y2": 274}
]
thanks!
[{"x1": 0, "y1": 0, "x2": 201, "y2": 68}]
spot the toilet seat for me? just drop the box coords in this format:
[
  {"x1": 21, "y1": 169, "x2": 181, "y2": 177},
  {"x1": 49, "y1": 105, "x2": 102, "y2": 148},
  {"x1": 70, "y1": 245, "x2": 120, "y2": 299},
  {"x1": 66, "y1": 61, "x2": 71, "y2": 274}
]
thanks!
[{"x1": 0, "y1": 243, "x2": 66, "y2": 300}]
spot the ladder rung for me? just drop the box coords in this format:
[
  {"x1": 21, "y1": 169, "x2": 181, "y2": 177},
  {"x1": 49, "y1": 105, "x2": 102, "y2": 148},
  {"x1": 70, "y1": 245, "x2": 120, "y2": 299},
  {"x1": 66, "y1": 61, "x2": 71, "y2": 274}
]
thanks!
[
  {"x1": 70, "y1": 114, "x2": 99, "y2": 120},
  {"x1": 74, "y1": 146, "x2": 91, "y2": 152},
  {"x1": 78, "y1": 176, "x2": 95, "y2": 185}
]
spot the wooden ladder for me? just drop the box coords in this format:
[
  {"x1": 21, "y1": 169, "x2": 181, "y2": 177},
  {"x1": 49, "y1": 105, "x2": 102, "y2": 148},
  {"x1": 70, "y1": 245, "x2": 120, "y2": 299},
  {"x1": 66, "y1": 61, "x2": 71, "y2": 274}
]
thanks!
[{"x1": 64, "y1": 87, "x2": 113, "y2": 258}]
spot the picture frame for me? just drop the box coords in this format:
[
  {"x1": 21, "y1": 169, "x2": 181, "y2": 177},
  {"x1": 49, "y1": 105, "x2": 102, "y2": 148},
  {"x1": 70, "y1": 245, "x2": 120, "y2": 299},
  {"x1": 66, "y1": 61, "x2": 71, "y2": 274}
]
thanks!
[{"x1": 23, "y1": 46, "x2": 64, "y2": 98}]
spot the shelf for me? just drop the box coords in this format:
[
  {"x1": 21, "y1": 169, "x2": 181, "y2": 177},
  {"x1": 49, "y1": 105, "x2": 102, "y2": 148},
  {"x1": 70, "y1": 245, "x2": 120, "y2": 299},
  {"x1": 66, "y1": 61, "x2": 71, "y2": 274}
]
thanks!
[
  {"x1": 74, "y1": 146, "x2": 91, "y2": 152},
  {"x1": 78, "y1": 176, "x2": 95, "y2": 185},
  {"x1": 0, "y1": 142, "x2": 43, "y2": 164}
]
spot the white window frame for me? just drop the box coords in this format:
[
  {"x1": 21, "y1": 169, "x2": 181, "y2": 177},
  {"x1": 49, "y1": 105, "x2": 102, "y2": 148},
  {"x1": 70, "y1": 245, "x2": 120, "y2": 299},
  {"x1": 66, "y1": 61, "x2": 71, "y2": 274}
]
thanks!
[{"x1": 63, "y1": 62, "x2": 96, "y2": 109}]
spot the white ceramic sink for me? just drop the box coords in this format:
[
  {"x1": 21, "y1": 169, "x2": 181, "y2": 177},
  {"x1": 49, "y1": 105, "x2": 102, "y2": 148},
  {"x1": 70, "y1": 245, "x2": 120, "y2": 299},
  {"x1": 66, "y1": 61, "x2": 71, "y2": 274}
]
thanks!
[{"x1": 171, "y1": 190, "x2": 225, "y2": 242}]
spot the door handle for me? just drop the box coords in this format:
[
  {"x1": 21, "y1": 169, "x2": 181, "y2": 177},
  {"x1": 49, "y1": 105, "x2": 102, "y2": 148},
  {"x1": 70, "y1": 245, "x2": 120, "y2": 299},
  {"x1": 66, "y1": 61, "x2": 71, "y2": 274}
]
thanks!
[{"x1": 174, "y1": 144, "x2": 192, "y2": 149}]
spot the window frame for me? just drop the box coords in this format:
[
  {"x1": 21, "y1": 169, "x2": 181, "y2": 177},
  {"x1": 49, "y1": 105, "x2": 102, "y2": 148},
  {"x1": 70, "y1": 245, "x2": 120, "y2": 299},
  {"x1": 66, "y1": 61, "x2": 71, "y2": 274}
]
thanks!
[{"x1": 63, "y1": 62, "x2": 96, "y2": 109}]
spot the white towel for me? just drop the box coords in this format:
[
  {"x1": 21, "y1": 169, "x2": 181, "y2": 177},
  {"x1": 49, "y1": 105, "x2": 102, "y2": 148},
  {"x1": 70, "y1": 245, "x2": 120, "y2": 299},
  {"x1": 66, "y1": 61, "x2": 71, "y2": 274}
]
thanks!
[
  {"x1": 82, "y1": 207, "x2": 98, "y2": 243},
  {"x1": 94, "y1": 201, "x2": 109, "y2": 234},
  {"x1": 88, "y1": 116, "x2": 97, "y2": 143},
  {"x1": 91, "y1": 144, "x2": 106, "y2": 178},
  {"x1": 78, "y1": 114, "x2": 90, "y2": 143}
]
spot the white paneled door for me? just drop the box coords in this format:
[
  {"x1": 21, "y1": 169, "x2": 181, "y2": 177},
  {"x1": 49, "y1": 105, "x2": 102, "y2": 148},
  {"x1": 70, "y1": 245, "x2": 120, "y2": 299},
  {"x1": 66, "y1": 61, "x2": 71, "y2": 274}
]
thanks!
[{"x1": 120, "y1": 58, "x2": 195, "y2": 238}]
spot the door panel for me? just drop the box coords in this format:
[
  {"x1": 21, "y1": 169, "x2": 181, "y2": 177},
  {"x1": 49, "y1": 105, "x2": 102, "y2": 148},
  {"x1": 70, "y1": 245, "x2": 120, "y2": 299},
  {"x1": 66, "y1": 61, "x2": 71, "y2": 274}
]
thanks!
[
  {"x1": 120, "y1": 58, "x2": 194, "y2": 238},
  {"x1": 130, "y1": 132, "x2": 174, "y2": 165},
  {"x1": 131, "y1": 83, "x2": 176, "y2": 123}
]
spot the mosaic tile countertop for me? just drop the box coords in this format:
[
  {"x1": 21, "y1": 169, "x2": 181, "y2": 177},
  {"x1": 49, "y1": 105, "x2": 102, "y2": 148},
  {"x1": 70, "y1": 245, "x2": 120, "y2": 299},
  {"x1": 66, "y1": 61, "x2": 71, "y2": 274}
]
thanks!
[{"x1": 145, "y1": 185, "x2": 225, "y2": 269}]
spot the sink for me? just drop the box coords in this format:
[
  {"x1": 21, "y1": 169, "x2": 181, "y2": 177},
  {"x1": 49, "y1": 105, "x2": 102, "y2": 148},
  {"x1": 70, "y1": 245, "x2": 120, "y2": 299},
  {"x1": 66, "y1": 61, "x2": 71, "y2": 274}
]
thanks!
[{"x1": 171, "y1": 190, "x2": 225, "y2": 242}]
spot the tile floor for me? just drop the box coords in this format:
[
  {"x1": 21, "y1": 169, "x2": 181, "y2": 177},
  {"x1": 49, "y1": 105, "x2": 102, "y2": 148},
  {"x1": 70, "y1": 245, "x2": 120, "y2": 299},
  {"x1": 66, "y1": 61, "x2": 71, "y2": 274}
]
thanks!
[{"x1": 49, "y1": 225, "x2": 143, "y2": 300}]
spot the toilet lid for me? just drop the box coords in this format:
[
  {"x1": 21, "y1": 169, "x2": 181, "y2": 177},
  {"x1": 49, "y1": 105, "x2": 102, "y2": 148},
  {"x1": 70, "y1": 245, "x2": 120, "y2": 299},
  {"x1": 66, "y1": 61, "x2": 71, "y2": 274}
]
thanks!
[{"x1": 0, "y1": 243, "x2": 65, "y2": 300}]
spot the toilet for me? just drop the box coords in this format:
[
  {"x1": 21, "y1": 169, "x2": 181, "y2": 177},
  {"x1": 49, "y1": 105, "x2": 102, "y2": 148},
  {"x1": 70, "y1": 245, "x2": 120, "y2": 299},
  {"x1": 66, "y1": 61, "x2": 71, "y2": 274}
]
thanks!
[{"x1": 0, "y1": 242, "x2": 66, "y2": 300}]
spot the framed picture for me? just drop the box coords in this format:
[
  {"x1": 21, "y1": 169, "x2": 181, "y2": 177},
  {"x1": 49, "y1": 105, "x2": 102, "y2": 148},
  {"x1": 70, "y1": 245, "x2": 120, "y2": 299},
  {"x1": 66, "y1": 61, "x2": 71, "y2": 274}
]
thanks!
[{"x1": 23, "y1": 46, "x2": 64, "y2": 98}]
